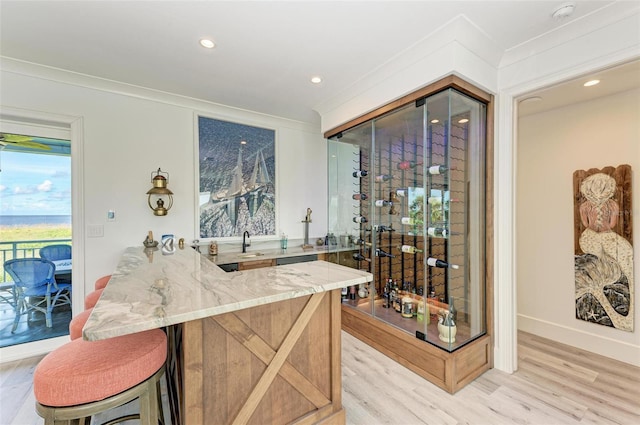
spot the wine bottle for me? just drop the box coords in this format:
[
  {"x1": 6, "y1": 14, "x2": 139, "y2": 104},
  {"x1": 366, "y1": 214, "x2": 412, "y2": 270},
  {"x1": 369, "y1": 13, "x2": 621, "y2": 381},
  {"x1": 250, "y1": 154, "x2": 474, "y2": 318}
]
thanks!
[
  {"x1": 352, "y1": 253, "x2": 371, "y2": 262},
  {"x1": 399, "y1": 245, "x2": 423, "y2": 254},
  {"x1": 355, "y1": 238, "x2": 372, "y2": 247},
  {"x1": 394, "y1": 188, "x2": 407, "y2": 197},
  {"x1": 382, "y1": 285, "x2": 391, "y2": 308},
  {"x1": 374, "y1": 225, "x2": 395, "y2": 233},
  {"x1": 375, "y1": 248, "x2": 395, "y2": 258},
  {"x1": 375, "y1": 199, "x2": 391, "y2": 207},
  {"x1": 427, "y1": 257, "x2": 459, "y2": 269},
  {"x1": 427, "y1": 165, "x2": 447, "y2": 175},
  {"x1": 375, "y1": 174, "x2": 392, "y2": 182},
  {"x1": 397, "y1": 160, "x2": 422, "y2": 170},
  {"x1": 389, "y1": 280, "x2": 397, "y2": 309},
  {"x1": 349, "y1": 285, "x2": 357, "y2": 300},
  {"x1": 352, "y1": 193, "x2": 368, "y2": 201},
  {"x1": 427, "y1": 227, "x2": 448, "y2": 237},
  {"x1": 429, "y1": 196, "x2": 461, "y2": 204},
  {"x1": 353, "y1": 215, "x2": 368, "y2": 223},
  {"x1": 352, "y1": 170, "x2": 368, "y2": 178},
  {"x1": 401, "y1": 217, "x2": 415, "y2": 225}
]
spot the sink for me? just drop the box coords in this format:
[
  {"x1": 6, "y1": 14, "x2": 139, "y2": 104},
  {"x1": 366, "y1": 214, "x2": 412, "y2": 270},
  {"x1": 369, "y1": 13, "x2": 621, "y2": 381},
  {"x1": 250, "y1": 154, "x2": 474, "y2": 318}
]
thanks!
[{"x1": 238, "y1": 252, "x2": 264, "y2": 258}]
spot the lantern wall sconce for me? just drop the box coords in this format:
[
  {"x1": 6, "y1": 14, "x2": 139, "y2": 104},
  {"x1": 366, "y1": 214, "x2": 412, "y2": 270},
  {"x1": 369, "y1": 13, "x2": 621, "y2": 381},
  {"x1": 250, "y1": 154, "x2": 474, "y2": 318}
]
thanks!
[{"x1": 146, "y1": 168, "x2": 174, "y2": 216}]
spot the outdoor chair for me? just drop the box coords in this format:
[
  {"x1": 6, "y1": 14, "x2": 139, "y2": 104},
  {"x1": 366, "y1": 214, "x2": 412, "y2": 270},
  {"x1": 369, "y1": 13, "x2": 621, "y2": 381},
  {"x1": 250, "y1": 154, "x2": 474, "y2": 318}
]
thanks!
[
  {"x1": 39, "y1": 244, "x2": 72, "y2": 262},
  {"x1": 40, "y1": 244, "x2": 72, "y2": 284},
  {"x1": 3, "y1": 258, "x2": 72, "y2": 333}
]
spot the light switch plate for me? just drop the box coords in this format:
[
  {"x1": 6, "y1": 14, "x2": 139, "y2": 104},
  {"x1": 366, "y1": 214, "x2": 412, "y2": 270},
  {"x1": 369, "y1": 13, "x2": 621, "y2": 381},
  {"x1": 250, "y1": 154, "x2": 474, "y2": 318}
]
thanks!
[{"x1": 87, "y1": 224, "x2": 104, "y2": 237}]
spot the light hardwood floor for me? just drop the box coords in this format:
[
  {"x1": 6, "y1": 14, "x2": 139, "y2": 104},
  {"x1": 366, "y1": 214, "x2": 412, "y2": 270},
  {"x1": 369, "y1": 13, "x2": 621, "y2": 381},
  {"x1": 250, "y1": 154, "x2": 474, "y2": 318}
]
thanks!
[{"x1": 1, "y1": 331, "x2": 639, "y2": 425}]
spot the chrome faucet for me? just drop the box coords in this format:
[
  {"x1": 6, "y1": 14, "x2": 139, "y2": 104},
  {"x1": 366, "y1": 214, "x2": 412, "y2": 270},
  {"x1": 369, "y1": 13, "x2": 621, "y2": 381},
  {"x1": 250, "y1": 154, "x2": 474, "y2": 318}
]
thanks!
[{"x1": 242, "y1": 231, "x2": 250, "y2": 253}]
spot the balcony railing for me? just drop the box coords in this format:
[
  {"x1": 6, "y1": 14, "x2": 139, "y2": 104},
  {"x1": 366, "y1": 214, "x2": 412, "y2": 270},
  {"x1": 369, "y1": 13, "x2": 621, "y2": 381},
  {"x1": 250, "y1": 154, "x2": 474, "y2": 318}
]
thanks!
[{"x1": 0, "y1": 239, "x2": 72, "y2": 283}]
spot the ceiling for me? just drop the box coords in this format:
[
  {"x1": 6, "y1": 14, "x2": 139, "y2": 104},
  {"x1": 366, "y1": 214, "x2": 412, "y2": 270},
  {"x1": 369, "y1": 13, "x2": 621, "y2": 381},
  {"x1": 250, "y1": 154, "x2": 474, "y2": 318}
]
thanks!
[
  {"x1": 0, "y1": 1, "x2": 637, "y2": 124},
  {"x1": 518, "y1": 59, "x2": 640, "y2": 116}
]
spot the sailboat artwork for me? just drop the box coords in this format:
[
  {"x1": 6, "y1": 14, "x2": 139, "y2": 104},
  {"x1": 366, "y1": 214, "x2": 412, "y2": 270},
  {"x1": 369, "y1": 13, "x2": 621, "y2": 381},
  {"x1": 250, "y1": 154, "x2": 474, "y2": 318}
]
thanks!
[{"x1": 198, "y1": 117, "x2": 276, "y2": 238}]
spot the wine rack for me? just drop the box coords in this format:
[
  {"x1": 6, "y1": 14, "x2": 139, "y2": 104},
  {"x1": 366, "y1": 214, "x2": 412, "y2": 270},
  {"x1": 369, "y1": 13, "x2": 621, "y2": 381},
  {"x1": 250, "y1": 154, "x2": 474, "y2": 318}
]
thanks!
[{"x1": 327, "y1": 75, "x2": 493, "y2": 393}]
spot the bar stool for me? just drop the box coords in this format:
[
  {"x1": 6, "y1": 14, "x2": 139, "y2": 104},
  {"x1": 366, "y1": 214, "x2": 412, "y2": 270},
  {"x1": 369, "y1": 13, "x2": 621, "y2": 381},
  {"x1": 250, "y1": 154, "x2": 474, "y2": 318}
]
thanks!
[
  {"x1": 34, "y1": 328, "x2": 167, "y2": 425},
  {"x1": 94, "y1": 275, "x2": 112, "y2": 290},
  {"x1": 84, "y1": 288, "x2": 104, "y2": 310},
  {"x1": 68, "y1": 308, "x2": 93, "y2": 340}
]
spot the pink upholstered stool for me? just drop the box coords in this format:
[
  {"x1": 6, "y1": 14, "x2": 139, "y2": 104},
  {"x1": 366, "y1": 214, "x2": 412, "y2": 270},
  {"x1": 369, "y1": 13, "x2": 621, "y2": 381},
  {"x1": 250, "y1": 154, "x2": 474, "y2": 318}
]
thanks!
[
  {"x1": 68, "y1": 308, "x2": 93, "y2": 340},
  {"x1": 84, "y1": 288, "x2": 104, "y2": 310},
  {"x1": 34, "y1": 328, "x2": 167, "y2": 425},
  {"x1": 94, "y1": 274, "x2": 112, "y2": 290}
]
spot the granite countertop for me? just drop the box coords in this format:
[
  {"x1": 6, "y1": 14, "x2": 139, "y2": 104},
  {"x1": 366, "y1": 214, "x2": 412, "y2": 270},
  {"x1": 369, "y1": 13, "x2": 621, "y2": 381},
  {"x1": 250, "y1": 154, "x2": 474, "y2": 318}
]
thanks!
[{"x1": 83, "y1": 246, "x2": 372, "y2": 341}]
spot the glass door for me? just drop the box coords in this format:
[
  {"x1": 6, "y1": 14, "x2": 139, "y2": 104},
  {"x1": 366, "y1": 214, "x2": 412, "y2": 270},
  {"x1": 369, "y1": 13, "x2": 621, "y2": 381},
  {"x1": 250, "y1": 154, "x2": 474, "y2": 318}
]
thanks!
[{"x1": 0, "y1": 128, "x2": 72, "y2": 348}]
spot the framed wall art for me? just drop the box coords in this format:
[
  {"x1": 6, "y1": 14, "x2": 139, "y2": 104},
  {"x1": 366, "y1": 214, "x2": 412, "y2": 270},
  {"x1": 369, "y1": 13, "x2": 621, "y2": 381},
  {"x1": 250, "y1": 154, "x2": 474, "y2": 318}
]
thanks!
[
  {"x1": 198, "y1": 116, "x2": 276, "y2": 238},
  {"x1": 573, "y1": 164, "x2": 633, "y2": 332}
]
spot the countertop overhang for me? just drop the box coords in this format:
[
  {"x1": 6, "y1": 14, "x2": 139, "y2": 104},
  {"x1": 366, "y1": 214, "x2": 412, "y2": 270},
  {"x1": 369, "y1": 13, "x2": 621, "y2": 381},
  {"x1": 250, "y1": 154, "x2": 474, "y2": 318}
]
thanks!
[{"x1": 83, "y1": 246, "x2": 372, "y2": 341}]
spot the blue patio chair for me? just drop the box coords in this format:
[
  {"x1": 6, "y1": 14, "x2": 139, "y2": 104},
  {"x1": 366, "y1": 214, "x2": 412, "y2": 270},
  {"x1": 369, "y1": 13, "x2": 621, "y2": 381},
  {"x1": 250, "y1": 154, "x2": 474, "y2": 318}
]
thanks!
[
  {"x1": 4, "y1": 258, "x2": 72, "y2": 333},
  {"x1": 39, "y1": 244, "x2": 72, "y2": 262}
]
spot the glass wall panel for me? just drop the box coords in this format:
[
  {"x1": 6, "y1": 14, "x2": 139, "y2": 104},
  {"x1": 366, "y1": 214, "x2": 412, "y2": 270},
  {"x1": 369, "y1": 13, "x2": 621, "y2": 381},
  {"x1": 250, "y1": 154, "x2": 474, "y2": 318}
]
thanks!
[{"x1": 328, "y1": 87, "x2": 487, "y2": 352}]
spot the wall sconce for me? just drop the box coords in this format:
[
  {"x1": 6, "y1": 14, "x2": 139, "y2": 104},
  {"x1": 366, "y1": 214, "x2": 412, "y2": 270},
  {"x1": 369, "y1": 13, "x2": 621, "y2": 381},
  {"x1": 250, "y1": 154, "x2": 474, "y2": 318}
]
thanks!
[{"x1": 146, "y1": 168, "x2": 173, "y2": 216}]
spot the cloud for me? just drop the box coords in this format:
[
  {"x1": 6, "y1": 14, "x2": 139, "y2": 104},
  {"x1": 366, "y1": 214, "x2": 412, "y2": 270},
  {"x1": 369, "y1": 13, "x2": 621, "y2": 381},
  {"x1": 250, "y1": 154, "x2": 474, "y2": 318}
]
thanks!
[
  {"x1": 0, "y1": 185, "x2": 5, "y2": 192},
  {"x1": 38, "y1": 180, "x2": 53, "y2": 192},
  {"x1": 14, "y1": 186, "x2": 33, "y2": 194}
]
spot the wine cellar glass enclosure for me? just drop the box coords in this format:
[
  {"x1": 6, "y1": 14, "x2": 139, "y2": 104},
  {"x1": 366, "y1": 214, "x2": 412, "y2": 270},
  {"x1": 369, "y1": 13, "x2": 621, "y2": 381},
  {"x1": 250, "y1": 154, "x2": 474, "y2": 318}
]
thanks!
[{"x1": 326, "y1": 76, "x2": 493, "y2": 392}]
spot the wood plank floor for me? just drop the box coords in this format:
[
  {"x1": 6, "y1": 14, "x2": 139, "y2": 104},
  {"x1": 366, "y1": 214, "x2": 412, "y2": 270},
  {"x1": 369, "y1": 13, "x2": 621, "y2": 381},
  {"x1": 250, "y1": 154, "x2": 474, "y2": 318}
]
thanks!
[{"x1": 1, "y1": 331, "x2": 638, "y2": 424}]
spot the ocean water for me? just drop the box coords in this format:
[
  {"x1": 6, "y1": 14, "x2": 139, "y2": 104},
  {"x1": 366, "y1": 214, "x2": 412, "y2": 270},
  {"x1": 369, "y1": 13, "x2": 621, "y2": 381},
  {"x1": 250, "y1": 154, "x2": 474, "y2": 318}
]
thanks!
[{"x1": 0, "y1": 215, "x2": 72, "y2": 226}]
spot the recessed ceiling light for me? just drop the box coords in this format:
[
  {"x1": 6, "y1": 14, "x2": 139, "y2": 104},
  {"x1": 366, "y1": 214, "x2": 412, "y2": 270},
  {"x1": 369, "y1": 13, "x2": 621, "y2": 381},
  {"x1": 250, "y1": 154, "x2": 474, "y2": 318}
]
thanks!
[
  {"x1": 551, "y1": 2, "x2": 575, "y2": 19},
  {"x1": 458, "y1": 118, "x2": 469, "y2": 124},
  {"x1": 430, "y1": 119, "x2": 439, "y2": 124},
  {"x1": 200, "y1": 39, "x2": 215, "y2": 49},
  {"x1": 583, "y1": 79, "x2": 600, "y2": 87},
  {"x1": 310, "y1": 76, "x2": 322, "y2": 84}
]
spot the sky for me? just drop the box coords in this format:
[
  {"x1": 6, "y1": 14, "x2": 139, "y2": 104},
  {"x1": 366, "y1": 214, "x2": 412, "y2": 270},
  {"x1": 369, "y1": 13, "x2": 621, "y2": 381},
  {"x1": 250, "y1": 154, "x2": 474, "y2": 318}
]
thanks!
[{"x1": 0, "y1": 151, "x2": 71, "y2": 216}]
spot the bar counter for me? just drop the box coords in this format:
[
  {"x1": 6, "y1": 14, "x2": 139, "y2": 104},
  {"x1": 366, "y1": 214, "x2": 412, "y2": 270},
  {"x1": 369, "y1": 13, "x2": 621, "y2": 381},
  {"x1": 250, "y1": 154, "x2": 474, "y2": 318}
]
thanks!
[{"x1": 83, "y1": 246, "x2": 373, "y2": 425}]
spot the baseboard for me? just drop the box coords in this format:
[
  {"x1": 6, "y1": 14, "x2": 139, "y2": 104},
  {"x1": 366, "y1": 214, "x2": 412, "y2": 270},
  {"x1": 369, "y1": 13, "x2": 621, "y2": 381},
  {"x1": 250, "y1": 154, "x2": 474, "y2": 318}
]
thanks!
[
  {"x1": 518, "y1": 314, "x2": 640, "y2": 367},
  {"x1": 0, "y1": 336, "x2": 66, "y2": 364}
]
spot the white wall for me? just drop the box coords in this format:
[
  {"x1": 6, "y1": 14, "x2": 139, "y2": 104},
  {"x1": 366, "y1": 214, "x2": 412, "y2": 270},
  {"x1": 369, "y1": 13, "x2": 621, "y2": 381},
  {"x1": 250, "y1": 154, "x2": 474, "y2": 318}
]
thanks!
[
  {"x1": 496, "y1": 5, "x2": 639, "y2": 371},
  {"x1": 313, "y1": 5, "x2": 640, "y2": 374},
  {"x1": 315, "y1": 15, "x2": 500, "y2": 134},
  {"x1": 0, "y1": 62, "x2": 327, "y2": 293},
  {"x1": 517, "y1": 89, "x2": 640, "y2": 366}
]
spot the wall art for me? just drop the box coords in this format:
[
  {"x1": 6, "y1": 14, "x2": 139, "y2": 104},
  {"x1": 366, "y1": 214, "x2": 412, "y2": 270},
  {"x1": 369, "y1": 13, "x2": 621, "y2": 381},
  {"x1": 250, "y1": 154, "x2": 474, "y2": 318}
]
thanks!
[
  {"x1": 573, "y1": 164, "x2": 633, "y2": 331},
  {"x1": 198, "y1": 116, "x2": 276, "y2": 238}
]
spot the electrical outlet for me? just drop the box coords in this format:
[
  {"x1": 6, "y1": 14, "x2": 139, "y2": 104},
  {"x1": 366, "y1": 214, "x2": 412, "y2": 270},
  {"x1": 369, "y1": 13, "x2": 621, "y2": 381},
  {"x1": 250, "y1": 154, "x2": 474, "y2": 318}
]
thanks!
[{"x1": 87, "y1": 224, "x2": 104, "y2": 238}]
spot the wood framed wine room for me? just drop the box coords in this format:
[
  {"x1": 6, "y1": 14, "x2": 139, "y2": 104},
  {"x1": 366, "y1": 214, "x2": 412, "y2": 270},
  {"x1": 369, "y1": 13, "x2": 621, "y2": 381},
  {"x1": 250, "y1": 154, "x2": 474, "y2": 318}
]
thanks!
[{"x1": 325, "y1": 75, "x2": 494, "y2": 394}]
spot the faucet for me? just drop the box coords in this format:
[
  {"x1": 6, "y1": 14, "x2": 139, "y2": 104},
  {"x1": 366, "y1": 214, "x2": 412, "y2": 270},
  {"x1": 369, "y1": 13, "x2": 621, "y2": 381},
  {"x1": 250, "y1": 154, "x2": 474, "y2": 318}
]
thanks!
[{"x1": 242, "y1": 231, "x2": 250, "y2": 253}]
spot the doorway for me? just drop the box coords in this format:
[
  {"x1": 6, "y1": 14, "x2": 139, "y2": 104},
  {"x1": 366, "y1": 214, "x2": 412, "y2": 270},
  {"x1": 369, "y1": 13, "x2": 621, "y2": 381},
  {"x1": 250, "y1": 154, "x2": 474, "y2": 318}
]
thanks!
[
  {"x1": 0, "y1": 132, "x2": 72, "y2": 348},
  {"x1": 0, "y1": 110, "x2": 84, "y2": 362}
]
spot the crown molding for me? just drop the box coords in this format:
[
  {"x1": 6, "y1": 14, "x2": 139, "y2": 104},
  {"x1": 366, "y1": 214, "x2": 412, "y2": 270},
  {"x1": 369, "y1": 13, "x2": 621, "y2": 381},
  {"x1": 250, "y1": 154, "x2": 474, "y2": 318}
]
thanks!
[{"x1": 0, "y1": 57, "x2": 319, "y2": 133}]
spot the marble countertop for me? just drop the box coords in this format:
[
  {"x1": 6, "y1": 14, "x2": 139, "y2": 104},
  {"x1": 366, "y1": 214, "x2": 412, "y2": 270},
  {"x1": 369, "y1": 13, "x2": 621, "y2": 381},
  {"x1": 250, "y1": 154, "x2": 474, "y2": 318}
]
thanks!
[{"x1": 83, "y1": 246, "x2": 372, "y2": 341}]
